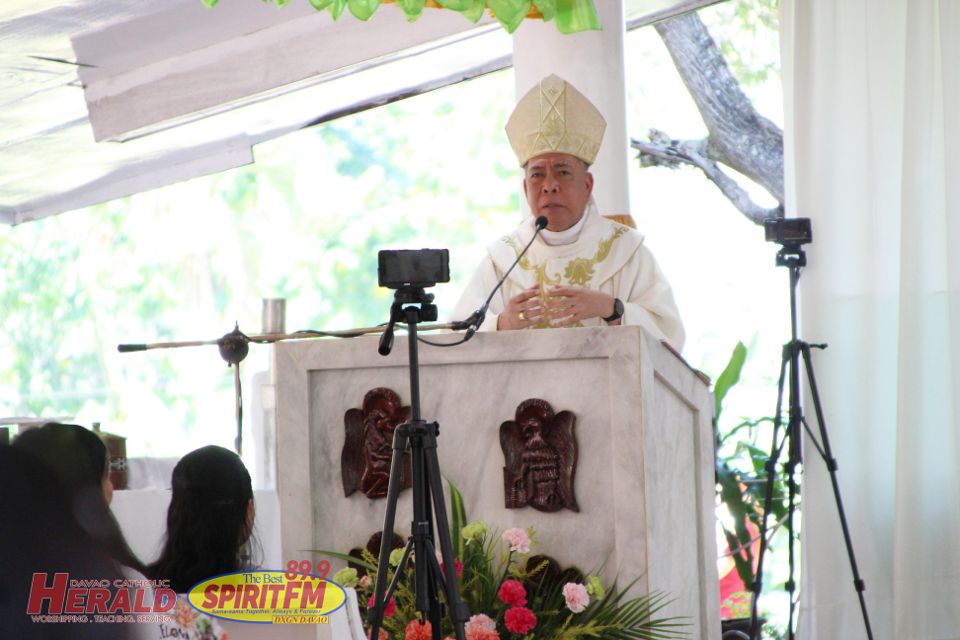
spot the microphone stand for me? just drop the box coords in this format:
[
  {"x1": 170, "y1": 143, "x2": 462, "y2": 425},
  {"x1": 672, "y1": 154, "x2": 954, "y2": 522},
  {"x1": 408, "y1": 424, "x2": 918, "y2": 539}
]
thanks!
[
  {"x1": 117, "y1": 320, "x2": 465, "y2": 455},
  {"x1": 454, "y1": 215, "x2": 549, "y2": 339}
]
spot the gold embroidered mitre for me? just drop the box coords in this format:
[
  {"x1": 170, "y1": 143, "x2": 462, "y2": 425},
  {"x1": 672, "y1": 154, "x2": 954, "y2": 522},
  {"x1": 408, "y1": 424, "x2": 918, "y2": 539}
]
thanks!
[{"x1": 505, "y1": 74, "x2": 606, "y2": 167}]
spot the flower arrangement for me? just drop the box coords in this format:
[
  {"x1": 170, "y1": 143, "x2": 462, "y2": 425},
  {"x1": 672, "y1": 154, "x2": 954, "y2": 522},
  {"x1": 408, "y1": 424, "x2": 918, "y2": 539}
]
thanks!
[{"x1": 326, "y1": 485, "x2": 687, "y2": 640}]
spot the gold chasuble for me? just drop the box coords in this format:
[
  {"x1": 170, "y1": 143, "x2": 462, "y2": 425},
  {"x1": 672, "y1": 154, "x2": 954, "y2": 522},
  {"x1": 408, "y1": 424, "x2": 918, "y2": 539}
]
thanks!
[{"x1": 451, "y1": 206, "x2": 685, "y2": 350}]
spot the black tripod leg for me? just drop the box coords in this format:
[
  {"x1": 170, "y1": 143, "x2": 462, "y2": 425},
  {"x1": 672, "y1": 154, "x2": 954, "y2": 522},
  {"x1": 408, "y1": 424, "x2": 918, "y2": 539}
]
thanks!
[
  {"x1": 800, "y1": 345, "x2": 874, "y2": 640},
  {"x1": 368, "y1": 427, "x2": 412, "y2": 640},
  {"x1": 408, "y1": 430, "x2": 445, "y2": 639},
  {"x1": 784, "y1": 334, "x2": 808, "y2": 640},
  {"x1": 750, "y1": 347, "x2": 790, "y2": 639},
  {"x1": 422, "y1": 431, "x2": 469, "y2": 640}
]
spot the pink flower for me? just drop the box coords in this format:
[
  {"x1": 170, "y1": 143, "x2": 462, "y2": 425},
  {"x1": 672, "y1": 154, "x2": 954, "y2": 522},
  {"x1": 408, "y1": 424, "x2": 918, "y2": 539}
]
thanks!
[
  {"x1": 466, "y1": 613, "x2": 500, "y2": 639},
  {"x1": 497, "y1": 579, "x2": 527, "y2": 607},
  {"x1": 562, "y1": 582, "x2": 590, "y2": 613},
  {"x1": 366, "y1": 628, "x2": 389, "y2": 640},
  {"x1": 405, "y1": 619, "x2": 433, "y2": 640},
  {"x1": 366, "y1": 594, "x2": 396, "y2": 617},
  {"x1": 504, "y1": 606, "x2": 537, "y2": 634},
  {"x1": 501, "y1": 528, "x2": 531, "y2": 554},
  {"x1": 465, "y1": 614, "x2": 496, "y2": 634}
]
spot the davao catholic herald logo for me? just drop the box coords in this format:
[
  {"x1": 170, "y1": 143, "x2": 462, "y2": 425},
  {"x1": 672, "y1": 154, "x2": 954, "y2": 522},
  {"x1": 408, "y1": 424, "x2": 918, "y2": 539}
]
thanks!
[{"x1": 189, "y1": 566, "x2": 348, "y2": 624}]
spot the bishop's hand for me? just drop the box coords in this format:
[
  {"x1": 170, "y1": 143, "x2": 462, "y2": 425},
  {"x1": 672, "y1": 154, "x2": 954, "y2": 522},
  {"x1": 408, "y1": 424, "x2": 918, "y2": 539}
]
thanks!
[
  {"x1": 543, "y1": 286, "x2": 619, "y2": 327},
  {"x1": 497, "y1": 286, "x2": 545, "y2": 330}
]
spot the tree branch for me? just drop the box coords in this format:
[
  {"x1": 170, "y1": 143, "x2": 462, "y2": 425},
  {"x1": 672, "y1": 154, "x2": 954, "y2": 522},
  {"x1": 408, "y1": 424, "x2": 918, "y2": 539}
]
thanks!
[
  {"x1": 641, "y1": 10, "x2": 784, "y2": 224},
  {"x1": 632, "y1": 132, "x2": 781, "y2": 225}
]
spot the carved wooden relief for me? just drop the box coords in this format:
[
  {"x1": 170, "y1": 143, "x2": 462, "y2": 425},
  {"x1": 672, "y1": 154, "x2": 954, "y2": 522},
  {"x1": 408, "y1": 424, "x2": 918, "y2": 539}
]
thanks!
[
  {"x1": 341, "y1": 387, "x2": 412, "y2": 499},
  {"x1": 500, "y1": 398, "x2": 579, "y2": 513}
]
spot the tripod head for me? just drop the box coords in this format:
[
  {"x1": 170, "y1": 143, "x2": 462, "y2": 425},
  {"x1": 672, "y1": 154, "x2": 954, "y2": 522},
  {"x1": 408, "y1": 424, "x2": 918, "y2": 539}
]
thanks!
[
  {"x1": 379, "y1": 286, "x2": 438, "y2": 357},
  {"x1": 775, "y1": 245, "x2": 807, "y2": 269},
  {"x1": 390, "y1": 286, "x2": 438, "y2": 323}
]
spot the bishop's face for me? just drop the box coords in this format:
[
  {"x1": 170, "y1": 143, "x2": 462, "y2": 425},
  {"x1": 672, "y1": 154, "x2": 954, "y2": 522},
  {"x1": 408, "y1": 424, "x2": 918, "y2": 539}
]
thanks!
[{"x1": 523, "y1": 153, "x2": 595, "y2": 232}]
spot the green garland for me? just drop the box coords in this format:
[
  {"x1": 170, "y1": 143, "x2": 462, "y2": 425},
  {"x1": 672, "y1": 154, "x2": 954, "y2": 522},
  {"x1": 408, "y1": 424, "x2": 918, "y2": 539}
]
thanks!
[{"x1": 201, "y1": 0, "x2": 601, "y2": 34}]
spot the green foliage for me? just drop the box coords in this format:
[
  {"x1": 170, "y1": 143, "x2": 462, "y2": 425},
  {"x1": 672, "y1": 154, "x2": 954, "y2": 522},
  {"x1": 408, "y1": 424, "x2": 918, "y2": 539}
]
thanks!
[
  {"x1": 0, "y1": 233, "x2": 102, "y2": 415},
  {"x1": 713, "y1": 341, "x2": 746, "y2": 420},
  {"x1": 712, "y1": 341, "x2": 793, "y2": 596},
  {"x1": 223, "y1": 0, "x2": 602, "y2": 34},
  {"x1": 700, "y1": 0, "x2": 780, "y2": 87}
]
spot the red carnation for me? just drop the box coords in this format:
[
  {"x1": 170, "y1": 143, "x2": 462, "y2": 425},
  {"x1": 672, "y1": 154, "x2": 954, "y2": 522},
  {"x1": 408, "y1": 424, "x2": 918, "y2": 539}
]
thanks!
[
  {"x1": 366, "y1": 594, "x2": 396, "y2": 617},
  {"x1": 504, "y1": 606, "x2": 537, "y2": 634},
  {"x1": 440, "y1": 558, "x2": 464, "y2": 580},
  {"x1": 497, "y1": 579, "x2": 527, "y2": 607},
  {"x1": 405, "y1": 619, "x2": 433, "y2": 640}
]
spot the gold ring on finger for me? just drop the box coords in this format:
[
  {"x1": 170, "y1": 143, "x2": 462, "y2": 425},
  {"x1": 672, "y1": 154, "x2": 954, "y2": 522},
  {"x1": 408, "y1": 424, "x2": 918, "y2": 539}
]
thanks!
[{"x1": 518, "y1": 311, "x2": 526, "y2": 321}]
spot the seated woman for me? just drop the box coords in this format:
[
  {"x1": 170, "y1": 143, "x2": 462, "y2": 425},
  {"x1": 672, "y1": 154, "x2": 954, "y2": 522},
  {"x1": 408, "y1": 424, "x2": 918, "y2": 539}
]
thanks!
[
  {"x1": 149, "y1": 444, "x2": 257, "y2": 591},
  {"x1": 0, "y1": 445, "x2": 135, "y2": 640},
  {"x1": 149, "y1": 445, "x2": 258, "y2": 640},
  {"x1": 13, "y1": 422, "x2": 147, "y2": 577}
]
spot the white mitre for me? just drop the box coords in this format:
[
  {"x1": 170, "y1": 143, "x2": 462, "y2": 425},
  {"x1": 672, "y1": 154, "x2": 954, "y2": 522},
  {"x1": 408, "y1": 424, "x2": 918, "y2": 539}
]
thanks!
[{"x1": 505, "y1": 74, "x2": 607, "y2": 167}]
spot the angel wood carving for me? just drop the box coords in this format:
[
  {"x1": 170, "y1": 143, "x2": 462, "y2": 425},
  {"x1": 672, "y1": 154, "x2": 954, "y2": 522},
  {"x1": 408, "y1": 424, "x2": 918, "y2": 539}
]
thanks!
[
  {"x1": 500, "y1": 398, "x2": 579, "y2": 513},
  {"x1": 341, "y1": 387, "x2": 412, "y2": 500}
]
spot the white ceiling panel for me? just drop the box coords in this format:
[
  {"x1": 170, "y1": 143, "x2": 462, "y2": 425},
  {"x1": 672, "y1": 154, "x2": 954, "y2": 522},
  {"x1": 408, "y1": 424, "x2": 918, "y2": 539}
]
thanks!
[{"x1": 0, "y1": 0, "x2": 723, "y2": 225}]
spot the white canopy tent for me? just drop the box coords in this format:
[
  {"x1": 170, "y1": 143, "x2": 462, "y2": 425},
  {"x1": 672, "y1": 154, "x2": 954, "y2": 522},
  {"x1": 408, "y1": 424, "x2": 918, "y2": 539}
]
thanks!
[{"x1": 0, "y1": 0, "x2": 718, "y2": 224}]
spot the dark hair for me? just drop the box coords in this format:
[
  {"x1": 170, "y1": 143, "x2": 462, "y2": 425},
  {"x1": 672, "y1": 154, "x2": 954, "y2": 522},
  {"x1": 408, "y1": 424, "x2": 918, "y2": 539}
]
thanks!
[
  {"x1": 0, "y1": 446, "x2": 132, "y2": 639},
  {"x1": 148, "y1": 445, "x2": 256, "y2": 592},
  {"x1": 12, "y1": 423, "x2": 146, "y2": 575}
]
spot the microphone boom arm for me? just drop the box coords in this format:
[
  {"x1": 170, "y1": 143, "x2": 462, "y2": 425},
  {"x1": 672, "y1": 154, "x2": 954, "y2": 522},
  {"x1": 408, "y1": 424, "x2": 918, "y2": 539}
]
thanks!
[{"x1": 458, "y1": 215, "x2": 548, "y2": 335}]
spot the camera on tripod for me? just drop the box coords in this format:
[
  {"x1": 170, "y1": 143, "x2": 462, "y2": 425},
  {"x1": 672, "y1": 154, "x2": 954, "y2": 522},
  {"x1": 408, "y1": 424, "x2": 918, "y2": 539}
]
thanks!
[
  {"x1": 764, "y1": 217, "x2": 812, "y2": 247},
  {"x1": 378, "y1": 249, "x2": 450, "y2": 290}
]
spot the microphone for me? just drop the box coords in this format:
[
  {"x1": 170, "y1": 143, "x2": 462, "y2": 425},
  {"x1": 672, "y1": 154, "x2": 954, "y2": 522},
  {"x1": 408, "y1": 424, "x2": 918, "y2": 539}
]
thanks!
[{"x1": 455, "y1": 215, "x2": 548, "y2": 335}]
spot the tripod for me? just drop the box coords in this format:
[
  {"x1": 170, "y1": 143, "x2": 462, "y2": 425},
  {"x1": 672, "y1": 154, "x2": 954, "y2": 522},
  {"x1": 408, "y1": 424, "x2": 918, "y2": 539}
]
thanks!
[
  {"x1": 748, "y1": 244, "x2": 873, "y2": 640},
  {"x1": 368, "y1": 287, "x2": 469, "y2": 640}
]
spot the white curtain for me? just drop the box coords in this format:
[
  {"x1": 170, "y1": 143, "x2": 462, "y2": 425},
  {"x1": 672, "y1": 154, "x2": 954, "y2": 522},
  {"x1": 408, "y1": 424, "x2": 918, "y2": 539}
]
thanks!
[{"x1": 782, "y1": 1, "x2": 960, "y2": 638}]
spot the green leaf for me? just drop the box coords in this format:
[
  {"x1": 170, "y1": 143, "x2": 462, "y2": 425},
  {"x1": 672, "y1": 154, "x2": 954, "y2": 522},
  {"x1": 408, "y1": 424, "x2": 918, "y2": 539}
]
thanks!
[
  {"x1": 348, "y1": 0, "x2": 381, "y2": 19},
  {"x1": 554, "y1": 0, "x2": 601, "y2": 34},
  {"x1": 311, "y1": 548, "x2": 378, "y2": 572},
  {"x1": 201, "y1": 0, "x2": 219, "y2": 7},
  {"x1": 436, "y1": 0, "x2": 486, "y2": 22},
  {"x1": 487, "y1": 0, "x2": 531, "y2": 33},
  {"x1": 533, "y1": 0, "x2": 556, "y2": 21},
  {"x1": 713, "y1": 341, "x2": 747, "y2": 420},
  {"x1": 308, "y1": 0, "x2": 336, "y2": 11},
  {"x1": 396, "y1": 0, "x2": 426, "y2": 21},
  {"x1": 447, "y1": 478, "x2": 467, "y2": 559}
]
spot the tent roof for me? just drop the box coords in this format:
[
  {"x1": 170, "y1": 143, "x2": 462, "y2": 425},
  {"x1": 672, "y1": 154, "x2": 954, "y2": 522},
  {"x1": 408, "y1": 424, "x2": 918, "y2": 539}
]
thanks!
[{"x1": 0, "y1": 0, "x2": 720, "y2": 225}]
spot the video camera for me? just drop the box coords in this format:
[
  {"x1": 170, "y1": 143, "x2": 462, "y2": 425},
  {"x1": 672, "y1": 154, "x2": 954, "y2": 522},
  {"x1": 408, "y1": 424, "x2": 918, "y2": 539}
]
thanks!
[
  {"x1": 378, "y1": 249, "x2": 450, "y2": 290},
  {"x1": 764, "y1": 217, "x2": 812, "y2": 247}
]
